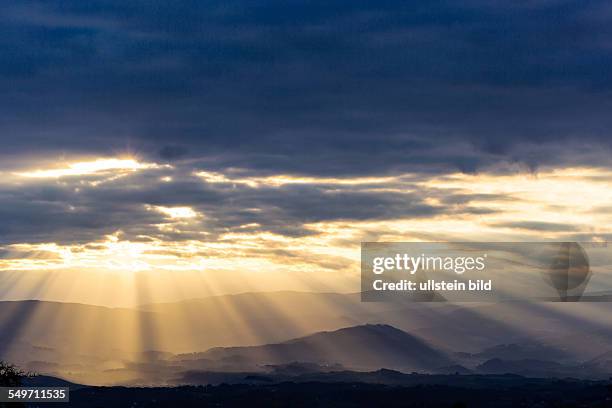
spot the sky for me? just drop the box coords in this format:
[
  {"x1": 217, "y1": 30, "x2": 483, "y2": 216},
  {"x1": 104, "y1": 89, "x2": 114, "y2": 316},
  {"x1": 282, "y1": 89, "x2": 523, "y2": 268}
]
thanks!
[{"x1": 1, "y1": 0, "x2": 612, "y2": 305}]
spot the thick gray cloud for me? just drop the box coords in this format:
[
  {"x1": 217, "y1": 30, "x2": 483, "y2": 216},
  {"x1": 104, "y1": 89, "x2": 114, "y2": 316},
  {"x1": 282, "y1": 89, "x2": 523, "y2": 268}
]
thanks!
[
  {"x1": 1, "y1": 0, "x2": 612, "y2": 176},
  {"x1": 0, "y1": 165, "x2": 504, "y2": 246}
]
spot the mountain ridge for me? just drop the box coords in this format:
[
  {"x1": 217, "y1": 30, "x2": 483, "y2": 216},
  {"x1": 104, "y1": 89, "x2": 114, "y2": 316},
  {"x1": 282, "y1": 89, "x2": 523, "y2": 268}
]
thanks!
[{"x1": 194, "y1": 323, "x2": 453, "y2": 372}]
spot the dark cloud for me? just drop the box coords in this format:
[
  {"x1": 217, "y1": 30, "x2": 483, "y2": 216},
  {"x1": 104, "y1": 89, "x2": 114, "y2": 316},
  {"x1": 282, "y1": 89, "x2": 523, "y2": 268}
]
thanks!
[
  {"x1": 1, "y1": 0, "x2": 612, "y2": 175},
  {"x1": 0, "y1": 166, "x2": 504, "y2": 245},
  {"x1": 158, "y1": 145, "x2": 189, "y2": 160}
]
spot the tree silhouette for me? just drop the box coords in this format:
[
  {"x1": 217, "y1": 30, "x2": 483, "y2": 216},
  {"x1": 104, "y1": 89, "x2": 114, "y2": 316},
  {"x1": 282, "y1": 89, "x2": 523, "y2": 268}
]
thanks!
[
  {"x1": 0, "y1": 361, "x2": 26, "y2": 387},
  {"x1": 0, "y1": 361, "x2": 31, "y2": 408}
]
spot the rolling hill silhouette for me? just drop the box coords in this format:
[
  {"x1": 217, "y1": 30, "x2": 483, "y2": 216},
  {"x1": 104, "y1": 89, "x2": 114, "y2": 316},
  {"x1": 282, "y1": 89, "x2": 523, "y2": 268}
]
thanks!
[{"x1": 196, "y1": 324, "x2": 453, "y2": 372}]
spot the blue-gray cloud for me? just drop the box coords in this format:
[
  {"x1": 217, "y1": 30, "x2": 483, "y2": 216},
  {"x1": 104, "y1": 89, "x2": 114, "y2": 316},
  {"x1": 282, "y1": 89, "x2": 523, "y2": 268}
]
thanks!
[{"x1": 1, "y1": 0, "x2": 612, "y2": 176}]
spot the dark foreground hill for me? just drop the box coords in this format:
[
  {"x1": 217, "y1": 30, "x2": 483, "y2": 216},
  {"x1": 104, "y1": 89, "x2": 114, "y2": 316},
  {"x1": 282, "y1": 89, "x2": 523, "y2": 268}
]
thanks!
[
  {"x1": 16, "y1": 366, "x2": 612, "y2": 407},
  {"x1": 55, "y1": 378, "x2": 612, "y2": 408}
]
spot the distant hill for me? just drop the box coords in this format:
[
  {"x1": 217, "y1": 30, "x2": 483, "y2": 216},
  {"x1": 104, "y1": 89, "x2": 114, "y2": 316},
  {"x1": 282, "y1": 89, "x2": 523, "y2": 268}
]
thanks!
[
  {"x1": 476, "y1": 358, "x2": 572, "y2": 378},
  {"x1": 1, "y1": 292, "x2": 612, "y2": 385},
  {"x1": 0, "y1": 292, "x2": 452, "y2": 358},
  {"x1": 23, "y1": 374, "x2": 82, "y2": 388},
  {"x1": 0, "y1": 300, "x2": 150, "y2": 359},
  {"x1": 474, "y1": 343, "x2": 571, "y2": 362},
  {"x1": 581, "y1": 350, "x2": 612, "y2": 374},
  {"x1": 196, "y1": 324, "x2": 453, "y2": 372}
]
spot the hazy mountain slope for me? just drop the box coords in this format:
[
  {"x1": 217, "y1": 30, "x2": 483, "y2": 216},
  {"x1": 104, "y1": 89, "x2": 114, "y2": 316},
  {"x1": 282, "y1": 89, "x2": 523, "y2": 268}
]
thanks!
[
  {"x1": 0, "y1": 292, "x2": 447, "y2": 363},
  {"x1": 136, "y1": 291, "x2": 456, "y2": 351},
  {"x1": 196, "y1": 324, "x2": 453, "y2": 372},
  {"x1": 0, "y1": 300, "x2": 151, "y2": 358}
]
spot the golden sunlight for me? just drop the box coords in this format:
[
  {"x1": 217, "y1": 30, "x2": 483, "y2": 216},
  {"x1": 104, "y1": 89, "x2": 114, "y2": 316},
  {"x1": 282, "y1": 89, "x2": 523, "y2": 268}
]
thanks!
[
  {"x1": 14, "y1": 157, "x2": 165, "y2": 178},
  {"x1": 148, "y1": 206, "x2": 200, "y2": 219},
  {"x1": 195, "y1": 171, "x2": 397, "y2": 187}
]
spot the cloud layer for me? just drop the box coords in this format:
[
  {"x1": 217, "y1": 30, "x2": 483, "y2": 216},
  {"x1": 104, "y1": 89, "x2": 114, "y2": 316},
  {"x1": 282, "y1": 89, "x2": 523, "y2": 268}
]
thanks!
[
  {"x1": 1, "y1": 159, "x2": 611, "y2": 278},
  {"x1": 1, "y1": 0, "x2": 612, "y2": 175}
]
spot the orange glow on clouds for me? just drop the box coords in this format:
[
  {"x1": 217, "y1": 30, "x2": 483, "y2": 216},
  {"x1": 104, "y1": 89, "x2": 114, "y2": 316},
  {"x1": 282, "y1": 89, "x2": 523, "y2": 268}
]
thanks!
[
  {"x1": 13, "y1": 157, "x2": 166, "y2": 178},
  {"x1": 1, "y1": 159, "x2": 612, "y2": 304}
]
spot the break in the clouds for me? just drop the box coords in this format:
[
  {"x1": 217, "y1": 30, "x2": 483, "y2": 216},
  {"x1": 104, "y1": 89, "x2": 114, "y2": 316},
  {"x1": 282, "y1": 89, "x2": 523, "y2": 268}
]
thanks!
[
  {"x1": 0, "y1": 159, "x2": 493, "y2": 246},
  {"x1": 1, "y1": 157, "x2": 612, "y2": 277},
  {"x1": 1, "y1": 0, "x2": 612, "y2": 175}
]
